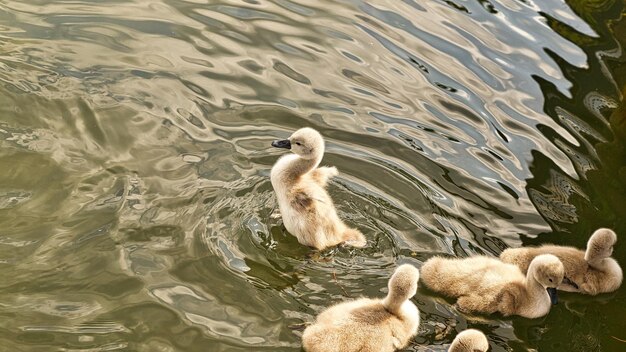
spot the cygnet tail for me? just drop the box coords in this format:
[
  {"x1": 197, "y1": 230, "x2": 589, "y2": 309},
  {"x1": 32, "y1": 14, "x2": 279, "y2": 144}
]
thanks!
[
  {"x1": 342, "y1": 228, "x2": 366, "y2": 248},
  {"x1": 499, "y1": 248, "x2": 530, "y2": 272},
  {"x1": 499, "y1": 248, "x2": 516, "y2": 263},
  {"x1": 420, "y1": 257, "x2": 446, "y2": 291}
]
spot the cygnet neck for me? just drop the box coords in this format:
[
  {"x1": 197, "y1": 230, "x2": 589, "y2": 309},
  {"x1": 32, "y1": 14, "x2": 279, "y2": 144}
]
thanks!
[
  {"x1": 382, "y1": 289, "x2": 407, "y2": 315},
  {"x1": 585, "y1": 254, "x2": 602, "y2": 267},
  {"x1": 525, "y1": 262, "x2": 548, "y2": 294},
  {"x1": 288, "y1": 151, "x2": 323, "y2": 177},
  {"x1": 584, "y1": 245, "x2": 610, "y2": 267},
  {"x1": 586, "y1": 255, "x2": 613, "y2": 270}
]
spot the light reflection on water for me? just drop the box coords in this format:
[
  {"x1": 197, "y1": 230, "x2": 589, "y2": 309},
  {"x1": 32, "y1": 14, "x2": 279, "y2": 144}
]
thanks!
[{"x1": 0, "y1": 0, "x2": 624, "y2": 351}]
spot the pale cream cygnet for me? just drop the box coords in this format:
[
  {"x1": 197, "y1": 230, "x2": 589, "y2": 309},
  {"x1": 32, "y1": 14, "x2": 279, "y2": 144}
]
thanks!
[
  {"x1": 270, "y1": 127, "x2": 365, "y2": 250},
  {"x1": 302, "y1": 264, "x2": 420, "y2": 352},
  {"x1": 420, "y1": 254, "x2": 564, "y2": 319},
  {"x1": 449, "y1": 329, "x2": 489, "y2": 352},
  {"x1": 500, "y1": 228, "x2": 622, "y2": 295}
]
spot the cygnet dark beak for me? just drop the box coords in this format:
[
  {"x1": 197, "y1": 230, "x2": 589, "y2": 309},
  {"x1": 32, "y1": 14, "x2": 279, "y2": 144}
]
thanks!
[
  {"x1": 272, "y1": 139, "x2": 291, "y2": 149},
  {"x1": 547, "y1": 287, "x2": 558, "y2": 305}
]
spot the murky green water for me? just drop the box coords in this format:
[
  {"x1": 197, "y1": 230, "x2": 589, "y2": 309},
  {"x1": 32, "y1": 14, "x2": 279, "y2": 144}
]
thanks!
[{"x1": 0, "y1": 0, "x2": 625, "y2": 351}]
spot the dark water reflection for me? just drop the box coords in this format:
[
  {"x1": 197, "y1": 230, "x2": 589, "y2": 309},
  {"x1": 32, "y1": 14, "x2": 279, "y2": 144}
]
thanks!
[{"x1": 0, "y1": 0, "x2": 625, "y2": 351}]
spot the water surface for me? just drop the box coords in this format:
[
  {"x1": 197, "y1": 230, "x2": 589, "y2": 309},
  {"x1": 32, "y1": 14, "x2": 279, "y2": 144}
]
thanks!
[{"x1": 0, "y1": 0, "x2": 625, "y2": 351}]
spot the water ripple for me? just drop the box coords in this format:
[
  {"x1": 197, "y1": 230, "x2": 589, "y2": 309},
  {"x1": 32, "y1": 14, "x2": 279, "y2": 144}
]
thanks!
[{"x1": 0, "y1": 0, "x2": 625, "y2": 351}]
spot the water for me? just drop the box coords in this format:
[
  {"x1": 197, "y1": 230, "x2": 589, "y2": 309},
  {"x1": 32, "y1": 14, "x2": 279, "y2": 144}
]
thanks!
[{"x1": 0, "y1": 0, "x2": 625, "y2": 351}]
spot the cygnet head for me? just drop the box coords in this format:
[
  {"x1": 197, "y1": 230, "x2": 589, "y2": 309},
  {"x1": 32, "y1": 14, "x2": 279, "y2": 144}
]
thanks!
[
  {"x1": 383, "y1": 264, "x2": 419, "y2": 310},
  {"x1": 449, "y1": 329, "x2": 489, "y2": 352},
  {"x1": 585, "y1": 228, "x2": 617, "y2": 262},
  {"x1": 528, "y1": 254, "x2": 564, "y2": 305},
  {"x1": 271, "y1": 127, "x2": 324, "y2": 160}
]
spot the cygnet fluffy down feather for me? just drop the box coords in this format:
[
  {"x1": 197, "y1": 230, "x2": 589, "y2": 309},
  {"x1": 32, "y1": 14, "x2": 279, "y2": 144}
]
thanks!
[
  {"x1": 500, "y1": 228, "x2": 622, "y2": 295},
  {"x1": 449, "y1": 329, "x2": 489, "y2": 352},
  {"x1": 270, "y1": 127, "x2": 365, "y2": 250},
  {"x1": 420, "y1": 254, "x2": 564, "y2": 319},
  {"x1": 302, "y1": 264, "x2": 420, "y2": 352}
]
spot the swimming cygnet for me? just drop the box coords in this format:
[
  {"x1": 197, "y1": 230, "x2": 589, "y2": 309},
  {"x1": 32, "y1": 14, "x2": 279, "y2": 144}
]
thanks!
[
  {"x1": 270, "y1": 127, "x2": 365, "y2": 250},
  {"x1": 500, "y1": 228, "x2": 622, "y2": 295},
  {"x1": 420, "y1": 254, "x2": 564, "y2": 319},
  {"x1": 302, "y1": 264, "x2": 420, "y2": 352},
  {"x1": 449, "y1": 329, "x2": 489, "y2": 352}
]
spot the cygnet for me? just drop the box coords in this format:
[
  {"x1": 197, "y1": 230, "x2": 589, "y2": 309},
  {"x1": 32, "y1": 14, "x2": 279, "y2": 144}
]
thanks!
[
  {"x1": 500, "y1": 228, "x2": 622, "y2": 295},
  {"x1": 270, "y1": 127, "x2": 365, "y2": 250},
  {"x1": 420, "y1": 254, "x2": 564, "y2": 319},
  {"x1": 449, "y1": 329, "x2": 489, "y2": 352},
  {"x1": 302, "y1": 264, "x2": 420, "y2": 352}
]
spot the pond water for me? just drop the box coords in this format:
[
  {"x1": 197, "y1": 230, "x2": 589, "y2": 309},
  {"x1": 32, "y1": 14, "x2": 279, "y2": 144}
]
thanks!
[{"x1": 1, "y1": 0, "x2": 625, "y2": 351}]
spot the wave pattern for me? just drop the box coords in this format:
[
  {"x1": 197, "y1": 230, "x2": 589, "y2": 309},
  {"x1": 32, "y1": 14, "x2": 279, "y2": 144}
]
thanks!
[{"x1": 0, "y1": 0, "x2": 624, "y2": 351}]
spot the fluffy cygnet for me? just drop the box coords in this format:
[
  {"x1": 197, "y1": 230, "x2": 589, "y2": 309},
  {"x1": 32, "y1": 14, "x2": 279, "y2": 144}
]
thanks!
[
  {"x1": 449, "y1": 329, "x2": 489, "y2": 352},
  {"x1": 270, "y1": 127, "x2": 365, "y2": 250},
  {"x1": 500, "y1": 228, "x2": 622, "y2": 295},
  {"x1": 302, "y1": 264, "x2": 420, "y2": 352},
  {"x1": 420, "y1": 254, "x2": 564, "y2": 319}
]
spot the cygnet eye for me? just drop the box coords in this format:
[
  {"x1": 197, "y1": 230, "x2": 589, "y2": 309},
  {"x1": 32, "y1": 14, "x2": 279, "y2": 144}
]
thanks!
[
  {"x1": 549, "y1": 278, "x2": 553, "y2": 283},
  {"x1": 295, "y1": 142, "x2": 301, "y2": 146}
]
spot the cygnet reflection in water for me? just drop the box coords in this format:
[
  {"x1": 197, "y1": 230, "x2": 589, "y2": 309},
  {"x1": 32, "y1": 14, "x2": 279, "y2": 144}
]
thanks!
[
  {"x1": 500, "y1": 228, "x2": 622, "y2": 295},
  {"x1": 302, "y1": 264, "x2": 420, "y2": 352},
  {"x1": 270, "y1": 127, "x2": 366, "y2": 250},
  {"x1": 420, "y1": 254, "x2": 564, "y2": 319}
]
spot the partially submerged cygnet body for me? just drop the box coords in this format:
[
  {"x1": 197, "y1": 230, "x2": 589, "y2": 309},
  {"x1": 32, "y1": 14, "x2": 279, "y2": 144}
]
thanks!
[
  {"x1": 270, "y1": 127, "x2": 365, "y2": 250},
  {"x1": 500, "y1": 228, "x2": 622, "y2": 295},
  {"x1": 420, "y1": 254, "x2": 564, "y2": 319},
  {"x1": 449, "y1": 329, "x2": 489, "y2": 352},
  {"x1": 302, "y1": 264, "x2": 420, "y2": 352}
]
